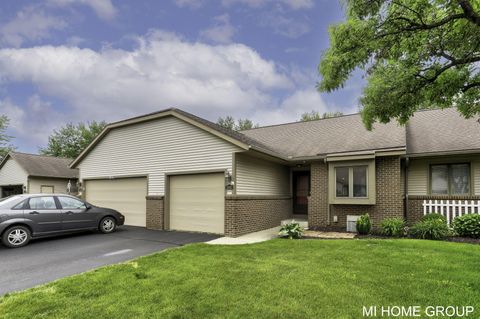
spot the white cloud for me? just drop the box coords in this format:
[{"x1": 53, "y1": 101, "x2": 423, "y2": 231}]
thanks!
[
  {"x1": 48, "y1": 0, "x2": 117, "y2": 20},
  {"x1": 173, "y1": 0, "x2": 204, "y2": 9},
  {"x1": 1, "y1": 96, "x2": 66, "y2": 147},
  {"x1": 200, "y1": 14, "x2": 236, "y2": 44},
  {"x1": 221, "y1": 0, "x2": 314, "y2": 10},
  {"x1": 251, "y1": 88, "x2": 329, "y2": 125},
  {"x1": 0, "y1": 6, "x2": 67, "y2": 47},
  {"x1": 260, "y1": 12, "x2": 310, "y2": 38},
  {"x1": 0, "y1": 30, "x2": 292, "y2": 129}
]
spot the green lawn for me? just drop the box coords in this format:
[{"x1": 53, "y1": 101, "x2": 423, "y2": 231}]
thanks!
[{"x1": 1, "y1": 239, "x2": 480, "y2": 319}]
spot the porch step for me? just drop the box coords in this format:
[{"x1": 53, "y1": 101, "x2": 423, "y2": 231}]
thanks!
[{"x1": 281, "y1": 218, "x2": 309, "y2": 230}]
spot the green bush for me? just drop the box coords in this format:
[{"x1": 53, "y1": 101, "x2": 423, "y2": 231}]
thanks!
[
  {"x1": 421, "y1": 213, "x2": 447, "y2": 223},
  {"x1": 356, "y1": 214, "x2": 371, "y2": 235},
  {"x1": 452, "y1": 214, "x2": 480, "y2": 238},
  {"x1": 380, "y1": 218, "x2": 405, "y2": 237},
  {"x1": 410, "y1": 219, "x2": 449, "y2": 240},
  {"x1": 279, "y1": 222, "x2": 304, "y2": 239}
]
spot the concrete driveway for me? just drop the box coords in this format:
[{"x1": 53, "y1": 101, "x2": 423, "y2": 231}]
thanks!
[{"x1": 0, "y1": 226, "x2": 219, "y2": 295}]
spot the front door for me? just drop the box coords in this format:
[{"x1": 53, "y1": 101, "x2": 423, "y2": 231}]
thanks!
[{"x1": 293, "y1": 171, "x2": 310, "y2": 215}]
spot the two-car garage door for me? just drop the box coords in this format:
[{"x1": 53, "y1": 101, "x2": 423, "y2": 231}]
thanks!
[
  {"x1": 85, "y1": 177, "x2": 147, "y2": 227},
  {"x1": 84, "y1": 173, "x2": 224, "y2": 233}
]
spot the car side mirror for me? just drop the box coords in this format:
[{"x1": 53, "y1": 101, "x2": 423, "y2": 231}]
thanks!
[{"x1": 85, "y1": 205, "x2": 92, "y2": 210}]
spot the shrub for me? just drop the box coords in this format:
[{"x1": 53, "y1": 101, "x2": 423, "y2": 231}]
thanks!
[
  {"x1": 421, "y1": 213, "x2": 447, "y2": 223},
  {"x1": 279, "y1": 222, "x2": 304, "y2": 239},
  {"x1": 356, "y1": 214, "x2": 371, "y2": 235},
  {"x1": 452, "y1": 214, "x2": 480, "y2": 238},
  {"x1": 380, "y1": 218, "x2": 406, "y2": 237},
  {"x1": 409, "y1": 219, "x2": 449, "y2": 240}
]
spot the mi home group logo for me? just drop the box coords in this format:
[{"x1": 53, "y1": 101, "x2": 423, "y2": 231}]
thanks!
[{"x1": 362, "y1": 305, "x2": 475, "y2": 318}]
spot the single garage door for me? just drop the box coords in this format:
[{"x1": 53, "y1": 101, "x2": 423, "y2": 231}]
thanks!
[
  {"x1": 85, "y1": 177, "x2": 147, "y2": 227},
  {"x1": 169, "y1": 173, "x2": 224, "y2": 234}
]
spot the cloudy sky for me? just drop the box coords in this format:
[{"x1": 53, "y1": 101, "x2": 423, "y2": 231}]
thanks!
[{"x1": 0, "y1": 0, "x2": 363, "y2": 152}]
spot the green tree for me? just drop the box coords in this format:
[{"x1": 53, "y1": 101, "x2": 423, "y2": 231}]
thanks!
[
  {"x1": 300, "y1": 111, "x2": 344, "y2": 121},
  {"x1": 318, "y1": 0, "x2": 480, "y2": 129},
  {"x1": 40, "y1": 121, "x2": 107, "y2": 159},
  {"x1": 0, "y1": 115, "x2": 15, "y2": 160},
  {"x1": 217, "y1": 116, "x2": 259, "y2": 131}
]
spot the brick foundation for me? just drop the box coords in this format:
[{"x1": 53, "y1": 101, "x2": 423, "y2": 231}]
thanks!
[
  {"x1": 225, "y1": 195, "x2": 292, "y2": 237},
  {"x1": 309, "y1": 156, "x2": 404, "y2": 230},
  {"x1": 146, "y1": 195, "x2": 164, "y2": 230}
]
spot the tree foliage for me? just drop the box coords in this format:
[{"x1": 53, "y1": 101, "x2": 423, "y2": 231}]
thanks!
[
  {"x1": 318, "y1": 0, "x2": 480, "y2": 129},
  {"x1": 0, "y1": 115, "x2": 15, "y2": 160},
  {"x1": 40, "y1": 121, "x2": 107, "y2": 159},
  {"x1": 217, "y1": 116, "x2": 259, "y2": 131},
  {"x1": 300, "y1": 111, "x2": 344, "y2": 121}
]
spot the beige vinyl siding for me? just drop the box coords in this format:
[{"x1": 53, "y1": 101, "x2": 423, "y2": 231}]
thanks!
[
  {"x1": 474, "y1": 161, "x2": 480, "y2": 195},
  {"x1": 28, "y1": 177, "x2": 74, "y2": 194},
  {"x1": 0, "y1": 158, "x2": 28, "y2": 186},
  {"x1": 78, "y1": 116, "x2": 241, "y2": 195},
  {"x1": 235, "y1": 153, "x2": 290, "y2": 196},
  {"x1": 407, "y1": 159, "x2": 428, "y2": 195},
  {"x1": 408, "y1": 156, "x2": 480, "y2": 196}
]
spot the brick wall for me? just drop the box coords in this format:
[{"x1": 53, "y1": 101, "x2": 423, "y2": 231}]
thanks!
[
  {"x1": 308, "y1": 161, "x2": 329, "y2": 228},
  {"x1": 407, "y1": 195, "x2": 480, "y2": 225},
  {"x1": 146, "y1": 195, "x2": 164, "y2": 230},
  {"x1": 309, "y1": 156, "x2": 404, "y2": 230},
  {"x1": 225, "y1": 195, "x2": 292, "y2": 237}
]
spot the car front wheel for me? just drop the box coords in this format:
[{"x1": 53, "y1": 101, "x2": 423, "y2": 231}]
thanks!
[
  {"x1": 99, "y1": 217, "x2": 117, "y2": 234},
  {"x1": 2, "y1": 225, "x2": 31, "y2": 248}
]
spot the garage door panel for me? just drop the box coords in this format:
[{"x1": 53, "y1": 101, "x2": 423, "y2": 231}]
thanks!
[
  {"x1": 170, "y1": 173, "x2": 224, "y2": 234},
  {"x1": 85, "y1": 178, "x2": 147, "y2": 227}
]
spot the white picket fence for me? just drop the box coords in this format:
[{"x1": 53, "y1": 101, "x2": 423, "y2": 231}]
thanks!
[{"x1": 423, "y1": 200, "x2": 480, "y2": 225}]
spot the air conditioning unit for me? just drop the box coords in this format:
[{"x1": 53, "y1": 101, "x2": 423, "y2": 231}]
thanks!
[{"x1": 346, "y1": 215, "x2": 360, "y2": 232}]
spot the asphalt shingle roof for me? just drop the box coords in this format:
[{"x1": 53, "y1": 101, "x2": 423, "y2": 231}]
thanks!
[
  {"x1": 406, "y1": 108, "x2": 480, "y2": 155},
  {"x1": 8, "y1": 152, "x2": 78, "y2": 179},
  {"x1": 240, "y1": 113, "x2": 407, "y2": 158}
]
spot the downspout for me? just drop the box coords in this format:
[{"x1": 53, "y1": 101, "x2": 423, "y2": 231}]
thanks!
[
  {"x1": 404, "y1": 157, "x2": 409, "y2": 220},
  {"x1": 324, "y1": 158, "x2": 330, "y2": 226}
]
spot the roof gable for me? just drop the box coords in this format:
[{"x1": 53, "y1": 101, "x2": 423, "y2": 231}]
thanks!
[
  {"x1": 1, "y1": 152, "x2": 78, "y2": 179},
  {"x1": 71, "y1": 108, "x2": 285, "y2": 168}
]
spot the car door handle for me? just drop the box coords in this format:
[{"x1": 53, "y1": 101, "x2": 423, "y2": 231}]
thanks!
[
  {"x1": 65, "y1": 211, "x2": 74, "y2": 215},
  {"x1": 29, "y1": 211, "x2": 40, "y2": 215}
]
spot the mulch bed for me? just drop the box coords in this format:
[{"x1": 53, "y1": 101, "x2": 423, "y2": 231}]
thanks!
[{"x1": 301, "y1": 230, "x2": 480, "y2": 244}]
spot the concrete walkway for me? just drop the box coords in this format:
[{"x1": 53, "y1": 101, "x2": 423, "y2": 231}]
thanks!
[{"x1": 207, "y1": 226, "x2": 280, "y2": 245}]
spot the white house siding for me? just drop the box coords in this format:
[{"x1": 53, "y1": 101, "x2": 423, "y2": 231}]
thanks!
[
  {"x1": 235, "y1": 153, "x2": 290, "y2": 196},
  {"x1": 0, "y1": 158, "x2": 28, "y2": 186},
  {"x1": 77, "y1": 116, "x2": 242, "y2": 195},
  {"x1": 28, "y1": 177, "x2": 74, "y2": 194}
]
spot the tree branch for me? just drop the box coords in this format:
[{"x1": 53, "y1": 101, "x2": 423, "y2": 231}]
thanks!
[
  {"x1": 458, "y1": 0, "x2": 480, "y2": 26},
  {"x1": 462, "y1": 82, "x2": 480, "y2": 92}
]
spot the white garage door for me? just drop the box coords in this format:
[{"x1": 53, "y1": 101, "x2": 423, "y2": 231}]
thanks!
[
  {"x1": 85, "y1": 177, "x2": 147, "y2": 227},
  {"x1": 169, "y1": 173, "x2": 224, "y2": 234}
]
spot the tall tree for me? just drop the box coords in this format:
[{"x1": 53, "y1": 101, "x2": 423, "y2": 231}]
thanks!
[
  {"x1": 318, "y1": 0, "x2": 480, "y2": 129},
  {"x1": 40, "y1": 121, "x2": 107, "y2": 159},
  {"x1": 0, "y1": 115, "x2": 15, "y2": 160},
  {"x1": 300, "y1": 111, "x2": 344, "y2": 121},
  {"x1": 217, "y1": 116, "x2": 259, "y2": 131}
]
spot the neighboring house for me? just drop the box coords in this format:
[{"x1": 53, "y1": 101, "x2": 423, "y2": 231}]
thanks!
[
  {"x1": 70, "y1": 108, "x2": 480, "y2": 237},
  {"x1": 0, "y1": 152, "x2": 78, "y2": 198}
]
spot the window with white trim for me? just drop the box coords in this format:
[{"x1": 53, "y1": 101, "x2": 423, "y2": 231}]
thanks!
[
  {"x1": 335, "y1": 165, "x2": 368, "y2": 198},
  {"x1": 430, "y1": 163, "x2": 470, "y2": 195}
]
